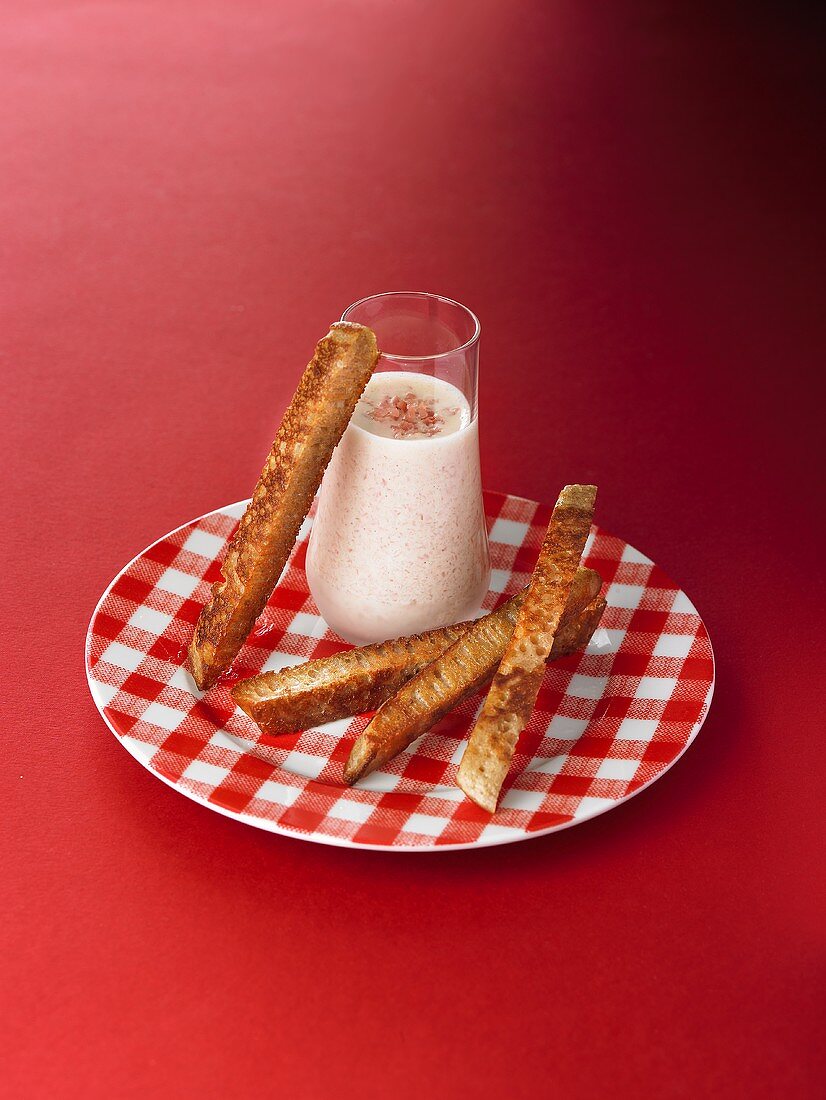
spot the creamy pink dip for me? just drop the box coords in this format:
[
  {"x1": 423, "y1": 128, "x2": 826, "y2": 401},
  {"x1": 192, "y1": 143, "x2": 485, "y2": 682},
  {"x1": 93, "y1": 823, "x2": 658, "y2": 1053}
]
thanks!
[{"x1": 306, "y1": 371, "x2": 490, "y2": 645}]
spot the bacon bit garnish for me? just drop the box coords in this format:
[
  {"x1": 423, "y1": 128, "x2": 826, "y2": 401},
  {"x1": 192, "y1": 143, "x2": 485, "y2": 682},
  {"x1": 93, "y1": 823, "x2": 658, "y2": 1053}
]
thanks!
[{"x1": 367, "y1": 392, "x2": 446, "y2": 437}]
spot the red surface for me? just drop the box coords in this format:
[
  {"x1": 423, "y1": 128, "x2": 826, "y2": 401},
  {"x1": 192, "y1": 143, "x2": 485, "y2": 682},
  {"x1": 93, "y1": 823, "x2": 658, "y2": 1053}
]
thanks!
[{"x1": 2, "y1": 2, "x2": 823, "y2": 1097}]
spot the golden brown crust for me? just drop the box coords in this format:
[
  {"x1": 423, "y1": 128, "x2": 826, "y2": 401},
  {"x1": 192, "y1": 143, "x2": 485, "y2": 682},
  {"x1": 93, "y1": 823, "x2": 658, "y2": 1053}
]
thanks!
[
  {"x1": 343, "y1": 567, "x2": 602, "y2": 785},
  {"x1": 456, "y1": 484, "x2": 597, "y2": 812},
  {"x1": 550, "y1": 595, "x2": 605, "y2": 661},
  {"x1": 231, "y1": 618, "x2": 472, "y2": 735},
  {"x1": 188, "y1": 323, "x2": 380, "y2": 690},
  {"x1": 457, "y1": 596, "x2": 606, "y2": 812}
]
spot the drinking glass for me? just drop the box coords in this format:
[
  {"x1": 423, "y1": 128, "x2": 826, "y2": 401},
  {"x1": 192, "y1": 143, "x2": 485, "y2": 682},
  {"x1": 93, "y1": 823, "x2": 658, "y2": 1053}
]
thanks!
[{"x1": 306, "y1": 291, "x2": 490, "y2": 644}]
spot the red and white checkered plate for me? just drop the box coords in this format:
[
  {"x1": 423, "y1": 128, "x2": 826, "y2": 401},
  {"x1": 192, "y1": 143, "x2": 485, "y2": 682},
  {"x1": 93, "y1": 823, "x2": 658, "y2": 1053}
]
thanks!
[{"x1": 85, "y1": 491, "x2": 714, "y2": 851}]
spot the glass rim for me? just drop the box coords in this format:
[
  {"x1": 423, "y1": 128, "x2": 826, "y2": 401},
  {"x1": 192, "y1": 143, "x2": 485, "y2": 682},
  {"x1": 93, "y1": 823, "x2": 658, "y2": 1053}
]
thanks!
[{"x1": 341, "y1": 290, "x2": 481, "y2": 362}]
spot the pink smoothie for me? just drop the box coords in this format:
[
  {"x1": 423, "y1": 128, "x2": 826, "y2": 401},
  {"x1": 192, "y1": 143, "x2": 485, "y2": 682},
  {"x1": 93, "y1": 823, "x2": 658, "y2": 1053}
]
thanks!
[{"x1": 305, "y1": 371, "x2": 490, "y2": 644}]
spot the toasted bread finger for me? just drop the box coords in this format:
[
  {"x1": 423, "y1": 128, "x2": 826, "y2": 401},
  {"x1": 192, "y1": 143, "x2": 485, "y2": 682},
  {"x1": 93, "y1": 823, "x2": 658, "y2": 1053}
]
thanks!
[
  {"x1": 343, "y1": 567, "x2": 602, "y2": 784},
  {"x1": 232, "y1": 617, "x2": 473, "y2": 735},
  {"x1": 188, "y1": 323, "x2": 380, "y2": 690},
  {"x1": 457, "y1": 484, "x2": 597, "y2": 812}
]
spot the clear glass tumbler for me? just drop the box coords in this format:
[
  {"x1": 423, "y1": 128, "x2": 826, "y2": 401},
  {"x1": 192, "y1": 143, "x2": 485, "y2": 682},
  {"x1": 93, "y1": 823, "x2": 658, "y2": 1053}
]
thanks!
[{"x1": 305, "y1": 291, "x2": 490, "y2": 645}]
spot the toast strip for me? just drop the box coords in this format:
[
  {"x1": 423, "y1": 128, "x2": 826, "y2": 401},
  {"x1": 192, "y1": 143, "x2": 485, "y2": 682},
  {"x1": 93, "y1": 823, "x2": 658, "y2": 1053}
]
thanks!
[
  {"x1": 343, "y1": 567, "x2": 602, "y2": 784},
  {"x1": 188, "y1": 323, "x2": 380, "y2": 690},
  {"x1": 232, "y1": 618, "x2": 473, "y2": 735},
  {"x1": 457, "y1": 484, "x2": 597, "y2": 812}
]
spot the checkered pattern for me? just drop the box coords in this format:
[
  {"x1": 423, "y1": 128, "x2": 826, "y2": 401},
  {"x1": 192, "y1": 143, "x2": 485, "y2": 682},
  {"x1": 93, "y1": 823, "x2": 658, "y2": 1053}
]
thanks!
[{"x1": 85, "y1": 492, "x2": 714, "y2": 850}]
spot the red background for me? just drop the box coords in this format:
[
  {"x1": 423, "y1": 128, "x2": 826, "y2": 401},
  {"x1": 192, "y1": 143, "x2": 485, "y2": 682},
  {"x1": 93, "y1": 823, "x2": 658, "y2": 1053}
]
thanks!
[{"x1": 3, "y1": 2, "x2": 823, "y2": 1097}]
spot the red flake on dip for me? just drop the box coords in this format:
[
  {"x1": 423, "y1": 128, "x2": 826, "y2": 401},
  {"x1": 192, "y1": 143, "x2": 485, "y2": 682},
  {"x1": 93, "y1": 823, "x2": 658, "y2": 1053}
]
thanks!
[{"x1": 365, "y1": 392, "x2": 446, "y2": 438}]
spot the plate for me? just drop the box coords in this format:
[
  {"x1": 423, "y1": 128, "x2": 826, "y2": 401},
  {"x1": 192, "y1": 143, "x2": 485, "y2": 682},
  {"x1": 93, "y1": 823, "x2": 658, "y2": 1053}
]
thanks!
[{"x1": 85, "y1": 491, "x2": 714, "y2": 851}]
